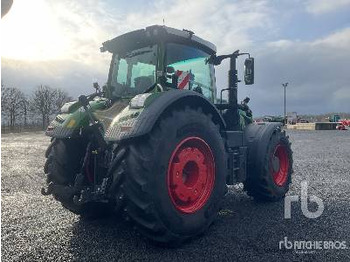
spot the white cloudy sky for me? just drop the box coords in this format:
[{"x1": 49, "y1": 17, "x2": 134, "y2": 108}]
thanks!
[{"x1": 1, "y1": 0, "x2": 350, "y2": 116}]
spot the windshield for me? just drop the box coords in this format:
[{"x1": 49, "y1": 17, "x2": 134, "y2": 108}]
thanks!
[{"x1": 110, "y1": 45, "x2": 157, "y2": 97}]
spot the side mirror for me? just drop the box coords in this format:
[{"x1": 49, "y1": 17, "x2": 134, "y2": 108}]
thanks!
[{"x1": 244, "y1": 57, "x2": 254, "y2": 85}]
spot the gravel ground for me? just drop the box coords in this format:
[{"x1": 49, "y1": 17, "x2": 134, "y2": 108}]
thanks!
[{"x1": 1, "y1": 130, "x2": 350, "y2": 261}]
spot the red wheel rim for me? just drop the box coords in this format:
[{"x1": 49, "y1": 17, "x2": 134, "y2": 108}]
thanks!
[
  {"x1": 167, "y1": 137, "x2": 215, "y2": 214},
  {"x1": 271, "y1": 143, "x2": 289, "y2": 186}
]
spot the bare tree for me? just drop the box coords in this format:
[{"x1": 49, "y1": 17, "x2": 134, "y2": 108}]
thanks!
[
  {"x1": 31, "y1": 85, "x2": 71, "y2": 129},
  {"x1": 55, "y1": 89, "x2": 72, "y2": 112},
  {"x1": 1, "y1": 87, "x2": 26, "y2": 130},
  {"x1": 21, "y1": 97, "x2": 30, "y2": 127}
]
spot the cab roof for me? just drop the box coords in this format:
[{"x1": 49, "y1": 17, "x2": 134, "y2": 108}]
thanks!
[{"x1": 101, "y1": 25, "x2": 217, "y2": 55}]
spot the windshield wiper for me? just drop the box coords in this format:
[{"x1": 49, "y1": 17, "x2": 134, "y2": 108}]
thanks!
[{"x1": 125, "y1": 50, "x2": 152, "y2": 58}]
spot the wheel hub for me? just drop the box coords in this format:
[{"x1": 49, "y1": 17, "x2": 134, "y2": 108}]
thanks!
[
  {"x1": 167, "y1": 137, "x2": 215, "y2": 214},
  {"x1": 271, "y1": 143, "x2": 289, "y2": 186},
  {"x1": 272, "y1": 156, "x2": 280, "y2": 173}
]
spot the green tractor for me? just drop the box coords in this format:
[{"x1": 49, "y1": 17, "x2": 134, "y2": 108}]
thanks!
[
  {"x1": 42, "y1": 25, "x2": 293, "y2": 244},
  {"x1": 329, "y1": 114, "x2": 341, "y2": 123}
]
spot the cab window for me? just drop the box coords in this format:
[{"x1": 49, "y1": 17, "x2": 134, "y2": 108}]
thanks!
[
  {"x1": 111, "y1": 45, "x2": 157, "y2": 97},
  {"x1": 166, "y1": 43, "x2": 214, "y2": 101}
]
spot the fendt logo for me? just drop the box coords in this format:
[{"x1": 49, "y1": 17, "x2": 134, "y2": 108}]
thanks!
[{"x1": 284, "y1": 181, "x2": 324, "y2": 219}]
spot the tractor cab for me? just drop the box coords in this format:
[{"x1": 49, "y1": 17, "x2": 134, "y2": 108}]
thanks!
[{"x1": 101, "y1": 25, "x2": 217, "y2": 102}]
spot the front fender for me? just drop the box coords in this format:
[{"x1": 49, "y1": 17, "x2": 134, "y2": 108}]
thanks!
[{"x1": 244, "y1": 122, "x2": 282, "y2": 169}]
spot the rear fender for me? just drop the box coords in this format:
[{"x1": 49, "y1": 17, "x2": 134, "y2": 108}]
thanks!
[{"x1": 105, "y1": 89, "x2": 226, "y2": 142}]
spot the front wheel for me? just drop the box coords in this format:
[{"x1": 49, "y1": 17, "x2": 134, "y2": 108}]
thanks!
[
  {"x1": 124, "y1": 107, "x2": 226, "y2": 244},
  {"x1": 244, "y1": 128, "x2": 293, "y2": 201}
]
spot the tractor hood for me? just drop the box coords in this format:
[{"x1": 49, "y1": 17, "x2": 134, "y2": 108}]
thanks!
[
  {"x1": 100, "y1": 25, "x2": 217, "y2": 56},
  {"x1": 45, "y1": 97, "x2": 129, "y2": 138}
]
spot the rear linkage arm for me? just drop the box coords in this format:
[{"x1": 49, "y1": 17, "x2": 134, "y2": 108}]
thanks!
[
  {"x1": 78, "y1": 94, "x2": 107, "y2": 151},
  {"x1": 70, "y1": 94, "x2": 110, "y2": 205}
]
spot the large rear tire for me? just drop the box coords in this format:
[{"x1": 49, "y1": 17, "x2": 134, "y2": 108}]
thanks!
[
  {"x1": 124, "y1": 107, "x2": 226, "y2": 244},
  {"x1": 244, "y1": 129, "x2": 293, "y2": 201},
  {"x1": 44, "y1": 139, "x2": 113, "y2": 218}
]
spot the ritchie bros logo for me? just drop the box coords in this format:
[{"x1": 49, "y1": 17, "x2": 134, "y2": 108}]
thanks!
[{"x1": 279, "y1": 237, "x2": 348, "y2": 254}]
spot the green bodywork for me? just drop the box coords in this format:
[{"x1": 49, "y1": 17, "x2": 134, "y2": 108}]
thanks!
[
  {"x1": 47, "y1": 98, "x2": 110, "y2": 137},
  {"x1": 47, "y1": 92, "x2": 252, "y2": 140},
  {"x1": 47, "y1": 92, "x2": 163, "y2": 140}
]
